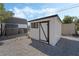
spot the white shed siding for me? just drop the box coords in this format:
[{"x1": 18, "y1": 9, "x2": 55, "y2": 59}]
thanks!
[
  {"x1": 49, "y1": 17, "x2": 61, "y2": 46},
  {"x1": 29, "y1": 28, "x2": 39, "y2": 40}
]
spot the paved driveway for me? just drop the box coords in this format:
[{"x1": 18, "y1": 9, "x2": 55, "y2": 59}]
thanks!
[{"x1": 0, "y1": 35, "x2": 79, "y2": 56}]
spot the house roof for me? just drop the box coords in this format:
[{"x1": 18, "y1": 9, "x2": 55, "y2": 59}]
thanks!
[
  {"x1": 5, "y1": 17, "x2": 27, "y2": 24},
  {"x1": 28, "y1": 14, "x2": 62, "y2": 23}
]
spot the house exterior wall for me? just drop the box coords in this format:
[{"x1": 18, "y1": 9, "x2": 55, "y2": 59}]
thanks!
[
  {"x1": 62, "y1": 23, "x2": 75, "y2": 35},
  {"x1": 29, "y1": 17, "x2": 61, "y2": 46}
]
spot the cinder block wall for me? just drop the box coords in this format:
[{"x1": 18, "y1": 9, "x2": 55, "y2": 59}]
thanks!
[{"x1": 62, "y1": 23, "x2": 75, "y2": 35}]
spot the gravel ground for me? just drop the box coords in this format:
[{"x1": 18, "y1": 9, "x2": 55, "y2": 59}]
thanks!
[{"x1": 0, "y1": 35, "x2": 79, "y2": 56}]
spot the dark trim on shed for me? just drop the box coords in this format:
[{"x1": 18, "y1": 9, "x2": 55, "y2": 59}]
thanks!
[{"x1": 28, "y1": 14, "x2": 62, "y2": 23}]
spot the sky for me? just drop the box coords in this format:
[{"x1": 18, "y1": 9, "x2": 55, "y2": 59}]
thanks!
[{"x1": 4, "y1": 3, "x2": 79, "y2": 21}]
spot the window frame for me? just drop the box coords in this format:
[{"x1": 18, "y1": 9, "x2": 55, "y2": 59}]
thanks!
[{"x1": 31, "y1": 22, "x2": 38, "y2": 28}]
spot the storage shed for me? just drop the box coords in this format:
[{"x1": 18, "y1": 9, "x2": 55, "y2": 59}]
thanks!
[{"x1": 28, "y1": 14, "x2": 62, "y2": 46}]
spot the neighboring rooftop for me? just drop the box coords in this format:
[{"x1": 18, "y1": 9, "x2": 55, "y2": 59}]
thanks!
[{"x1": 5, "y1": 17, "x2": 27, "y2": 24}]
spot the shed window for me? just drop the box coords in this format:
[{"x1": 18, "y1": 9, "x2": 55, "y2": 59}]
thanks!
[{"x1": 31, "y1": 22, "x2": 38, "y2": 28}]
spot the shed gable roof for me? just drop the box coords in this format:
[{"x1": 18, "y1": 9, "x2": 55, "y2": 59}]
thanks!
[{"x1": 28, "y1": 14, "x2": 62, "y2": 23}]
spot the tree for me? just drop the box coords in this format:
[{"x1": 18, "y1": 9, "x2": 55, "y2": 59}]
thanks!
[
  {"x1": 0, "y1": 3, "x2": 14, "y2": 35},
  {"x1": 63, "y1": 16, "x2": 74, "y2": 24},
  {"x1": 0, "y1": 4, "x2": 14, "y2": 23},
  {"x1": 73, "y1": 16, "x2": 79, "y2": 33}
]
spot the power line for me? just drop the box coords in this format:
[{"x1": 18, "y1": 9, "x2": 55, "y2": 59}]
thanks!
[{"x1": 55, "y1": 3, "x2": 79, "y2": 13}]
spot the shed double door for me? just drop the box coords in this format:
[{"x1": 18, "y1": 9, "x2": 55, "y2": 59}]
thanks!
[{"x1": 39, "y1": 21, "x2": 49, "y2": 44}]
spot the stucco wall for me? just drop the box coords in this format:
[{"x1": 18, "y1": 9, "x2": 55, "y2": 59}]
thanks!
[{"x1": 62, "y1": 23, "x2": 75, "y2": 35}]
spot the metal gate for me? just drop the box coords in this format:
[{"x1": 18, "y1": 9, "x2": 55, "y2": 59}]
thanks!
[{"x1": 39, "y1": 21, "x2": 49, "y2": 44}]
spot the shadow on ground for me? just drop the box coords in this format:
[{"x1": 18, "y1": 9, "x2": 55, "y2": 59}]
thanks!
[
  {"x1": 0, "y1": 33, "x2": 27, "y2": 41},
  {"x1": 0, "y1": 42, "x2": 4, "y2": 46},
  {"x1": 30, "y1": 38, "x2": 79, "y2": 56}
]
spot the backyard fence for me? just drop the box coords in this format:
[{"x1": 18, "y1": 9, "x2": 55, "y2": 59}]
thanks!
[{"x1": 62, "y1": 23, "x2": 76, "y2": 36}]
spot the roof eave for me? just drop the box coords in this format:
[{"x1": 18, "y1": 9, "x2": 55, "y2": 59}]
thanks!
[{"x1": 28, "y1": 14, "x2": 58, "y2": 22}]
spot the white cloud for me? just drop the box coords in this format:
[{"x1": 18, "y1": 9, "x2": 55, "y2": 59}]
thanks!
[{"x1": 9, "y1": 6, "x2": 58, "y2": 20}]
